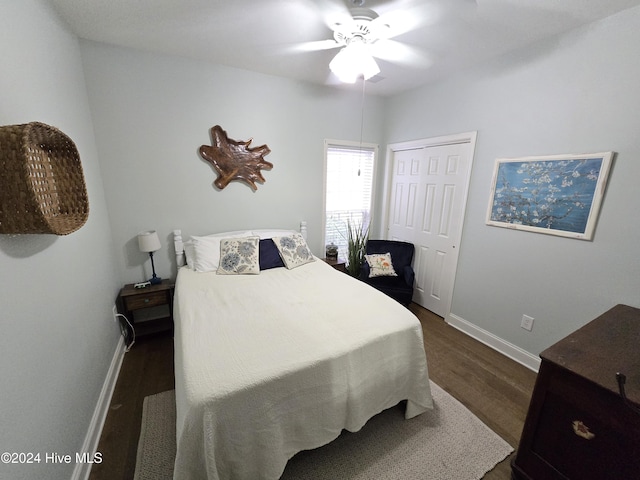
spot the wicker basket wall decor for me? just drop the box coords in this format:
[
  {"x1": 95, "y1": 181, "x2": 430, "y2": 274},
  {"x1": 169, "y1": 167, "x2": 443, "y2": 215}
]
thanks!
[{"x1": 0, "y1": 122, "x2": 89, "y2": 235}]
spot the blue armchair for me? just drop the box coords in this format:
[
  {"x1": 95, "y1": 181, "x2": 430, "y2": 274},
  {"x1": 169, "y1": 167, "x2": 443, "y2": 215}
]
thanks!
[{"x1": 359, "y1": 239, "x2": 415, "y2": 307}]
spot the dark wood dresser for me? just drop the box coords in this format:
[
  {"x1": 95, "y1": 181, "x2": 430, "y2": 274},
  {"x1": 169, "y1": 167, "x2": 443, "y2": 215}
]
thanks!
[{"x1": 512, "y1": 304, "x2": 640, "y2": 480}]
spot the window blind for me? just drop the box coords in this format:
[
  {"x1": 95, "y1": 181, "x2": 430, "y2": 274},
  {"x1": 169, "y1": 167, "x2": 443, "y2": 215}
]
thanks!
[{"x1": 325, "y1": 144, "x2": 375, "y2": 259}]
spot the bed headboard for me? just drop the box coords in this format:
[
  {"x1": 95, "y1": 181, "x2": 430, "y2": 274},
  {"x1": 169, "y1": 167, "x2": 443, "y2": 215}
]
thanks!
[
  {"x1": 173, "y1": 229, "x2": 186, "y2": 267},
  {"x1": 173, "y1": 221, "x2": 308, "y2": 268}
]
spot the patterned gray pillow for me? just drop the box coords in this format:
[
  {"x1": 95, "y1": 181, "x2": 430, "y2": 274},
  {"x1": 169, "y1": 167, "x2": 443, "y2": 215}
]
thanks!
[
  {"x1": 272, "y1": 233, "x2": 315, "y2": 269},
  {"x1": 216, "y1": 236, "x2": 260, "y2": 275}
]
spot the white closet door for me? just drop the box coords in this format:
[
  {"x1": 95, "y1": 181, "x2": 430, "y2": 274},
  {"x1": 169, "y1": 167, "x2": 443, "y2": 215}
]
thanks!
[{"x1": 387, "y1": 141, "x2": 472, "y2": 317}]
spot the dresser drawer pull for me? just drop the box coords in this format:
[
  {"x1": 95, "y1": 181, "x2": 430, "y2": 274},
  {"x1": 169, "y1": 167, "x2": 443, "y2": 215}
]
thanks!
[
  {"x1": 572, "y1": 420, "x2": 595, "y2": 440},
  {"x1": 616, "y1": 372, "x2": 640, "y2": 415}
]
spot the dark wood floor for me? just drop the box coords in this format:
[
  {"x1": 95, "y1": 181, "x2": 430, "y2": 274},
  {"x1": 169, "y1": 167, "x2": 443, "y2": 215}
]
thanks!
[
  {"x1": 89, "y1": 304, "x2": 536, "y2": 480},
  {"x1": 413, "y1": 304, "x2": 537, "y2": 479},
  {"x1": 89, "y1": 333, "x2": 175, "y2": 480}
]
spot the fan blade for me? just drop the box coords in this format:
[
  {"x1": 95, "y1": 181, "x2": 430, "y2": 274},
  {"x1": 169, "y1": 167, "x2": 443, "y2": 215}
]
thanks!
[
  {"x1": 371, "y1": 0, "x2": 477, "y2": 40},
  {"x1": 370, "y1": 39, "x2": 432, "y2": 69},
  {"x1": 312, "y1": 0, "x2": 356, "y2": 33},
  {"x1": 371, "y1": 3, "x2": 439, "y2": 39},
  {"x1": 289, "y1": 39, "x2": 341, "y2": 53}
]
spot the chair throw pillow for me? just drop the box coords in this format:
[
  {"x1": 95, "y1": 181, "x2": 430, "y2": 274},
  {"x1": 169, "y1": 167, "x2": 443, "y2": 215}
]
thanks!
[
  {"x1": 216, "y1": 236, "x2": 260, "y2": 275},
  {"x1": 365, "y1": 252, "x2": 398, "y2": 278}
]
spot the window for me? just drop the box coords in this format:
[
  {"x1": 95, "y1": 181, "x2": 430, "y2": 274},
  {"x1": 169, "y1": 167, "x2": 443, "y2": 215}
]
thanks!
[{"x1": 323, "y1": 141, "x2": 377, "y2": 259}]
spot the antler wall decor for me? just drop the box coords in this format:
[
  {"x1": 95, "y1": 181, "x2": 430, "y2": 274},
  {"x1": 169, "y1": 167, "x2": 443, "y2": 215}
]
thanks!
[{"x1": 199, "y1": 125, "x2": 273, "y2": 191}]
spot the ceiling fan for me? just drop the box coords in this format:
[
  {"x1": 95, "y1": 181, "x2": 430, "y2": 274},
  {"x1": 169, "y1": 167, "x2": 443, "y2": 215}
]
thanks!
[
  {"x1": 294, "y1": 0, "x2": 476, "y2": 84},
  {"x1": 328, "y1": 5, "x2": 389, "y2": 82},
  {"x1": 299, "y1": 0, "x2": 433, "y2": 84}
]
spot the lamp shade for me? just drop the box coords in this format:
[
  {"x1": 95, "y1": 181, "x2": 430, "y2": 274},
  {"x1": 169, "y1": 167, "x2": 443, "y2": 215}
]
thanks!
[
  {"x1": 329, "y1": 41, "x2": 380, "y2": 83},
  {"x1": 138, "y1": 230, "x2": 161, "y2": 253}
]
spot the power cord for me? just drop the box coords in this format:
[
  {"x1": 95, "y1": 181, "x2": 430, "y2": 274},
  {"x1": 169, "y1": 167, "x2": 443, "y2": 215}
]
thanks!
[{"x1": 115, "y1": 313, "x2": 136, "y2": 351}]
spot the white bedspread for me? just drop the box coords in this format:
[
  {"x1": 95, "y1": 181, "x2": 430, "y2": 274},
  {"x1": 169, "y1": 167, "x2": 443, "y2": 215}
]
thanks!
[{"x1": 173, "y1": 259, "x2": 432, "y2": 480}]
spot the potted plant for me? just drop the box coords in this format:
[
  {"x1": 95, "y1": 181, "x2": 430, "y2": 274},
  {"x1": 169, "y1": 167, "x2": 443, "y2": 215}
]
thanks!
[{"x1": 346, "y1": 219, "x2": 369, "y2": 277}]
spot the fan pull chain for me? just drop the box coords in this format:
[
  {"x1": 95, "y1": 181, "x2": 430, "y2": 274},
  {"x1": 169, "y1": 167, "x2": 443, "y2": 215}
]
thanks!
[{"x1": 358, "y1": 77, "x2": 367, "y2": 176}]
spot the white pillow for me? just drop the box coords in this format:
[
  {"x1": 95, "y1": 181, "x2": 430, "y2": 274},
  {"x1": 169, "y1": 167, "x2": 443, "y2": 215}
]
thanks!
[
  {"x1": 201, "y1": 230, "x2": 252, "y2": 238},
  {"x1": 272, "y1": 233, "x2": 315, "y2": 269},
  {"x1": 251, "y1": 229, "x2": 296, "y2": 239},
  {"x1": 183, "y1": 239, "x2": 196, "y2": 270},
  {"x1": 192, "y1": 232, "x2": 252, "y2": 272},
  {"x1": 216, "y1": 236, "x2": 260, "y2": 275}
]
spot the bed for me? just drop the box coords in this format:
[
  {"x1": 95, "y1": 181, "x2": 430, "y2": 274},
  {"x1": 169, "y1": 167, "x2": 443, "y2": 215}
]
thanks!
[{"x1": 172, "y1": 226, "x2": 433, "y2": 480}]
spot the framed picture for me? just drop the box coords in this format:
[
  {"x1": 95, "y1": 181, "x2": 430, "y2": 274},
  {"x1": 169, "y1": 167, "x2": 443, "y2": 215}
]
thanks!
[{"x1": 486, "y1": 152, "x2": 614, "y2": 240}]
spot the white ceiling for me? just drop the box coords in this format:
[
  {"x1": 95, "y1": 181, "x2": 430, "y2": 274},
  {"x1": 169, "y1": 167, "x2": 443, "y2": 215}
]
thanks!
[{"x1": 50, "y1": 0, "x2": 640, "y2": 96}]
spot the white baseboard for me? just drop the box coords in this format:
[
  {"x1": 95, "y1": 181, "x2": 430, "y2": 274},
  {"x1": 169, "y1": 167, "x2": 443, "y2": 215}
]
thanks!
[
  {"x1": 71, "y1": 335, "x2": 126, "y2": 480},
  {"x1": 447, "y1": 313, "x2": 541, "y2": 372}
]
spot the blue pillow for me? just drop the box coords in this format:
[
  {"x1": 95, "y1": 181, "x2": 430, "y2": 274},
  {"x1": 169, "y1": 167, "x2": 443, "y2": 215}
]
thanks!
[{"x1": 259, "y1": 239, "x2": 285, "y2": 270}]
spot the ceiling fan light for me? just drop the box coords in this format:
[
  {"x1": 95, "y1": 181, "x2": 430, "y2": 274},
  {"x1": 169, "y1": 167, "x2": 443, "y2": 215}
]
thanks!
[
  {"x1": 329, "y1": 48, "x2": 357, "y2": 83},
  {"x1": 357, "y1": 50, "x2": 380, "y2": 80},
  {"x1": 329, "y1": 44, "x2": 380, "y2": 83}
]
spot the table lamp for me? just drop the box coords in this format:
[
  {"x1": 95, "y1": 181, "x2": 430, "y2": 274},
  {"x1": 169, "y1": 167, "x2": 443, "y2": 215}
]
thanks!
[{"x1": 138, "y1": 230, "x2": 162, "y2": 285}]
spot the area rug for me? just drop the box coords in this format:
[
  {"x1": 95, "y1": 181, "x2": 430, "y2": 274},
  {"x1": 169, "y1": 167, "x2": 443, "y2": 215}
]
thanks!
[
  {"x1": 134, "y1": 382, "x2": 513, "y2": 480},
  {"x1": 134, "y1": 390, "x2": 177, "y2": 480}
]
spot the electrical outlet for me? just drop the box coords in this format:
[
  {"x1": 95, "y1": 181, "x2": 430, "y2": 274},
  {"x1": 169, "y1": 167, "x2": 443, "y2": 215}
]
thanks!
[
  {"x1": 521, "y1": 314, "x2": 534, "y2": 331},
  {"x1": 112, "y1": 305, "x2": 119, "y2": 322}
]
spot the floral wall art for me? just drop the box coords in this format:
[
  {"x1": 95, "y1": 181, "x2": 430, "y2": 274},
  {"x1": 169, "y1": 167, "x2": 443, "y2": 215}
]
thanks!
[{"x1": 486, "y1": 152, "x2": 614, "y2": 240}]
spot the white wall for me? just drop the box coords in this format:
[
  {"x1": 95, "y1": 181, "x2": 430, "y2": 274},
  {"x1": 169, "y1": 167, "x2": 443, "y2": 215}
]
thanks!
[
  {"x1": 80, "y1": 41, "x2": 386, "y2": 284},
  {"x1": 384, "y1": 6, "x2": 640, "y2": 357},
  {"x1": 0, "y1": 2, "x2": 121, "y2": 479}
]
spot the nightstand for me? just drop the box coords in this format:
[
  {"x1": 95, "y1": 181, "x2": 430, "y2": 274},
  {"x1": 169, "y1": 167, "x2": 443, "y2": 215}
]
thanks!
[
  {"x1": 322, "y1": 257, "x2": 347, "y2": 273},
  {"x1": 117, "y1": 280, "x2": 175, "y2": 338}
]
